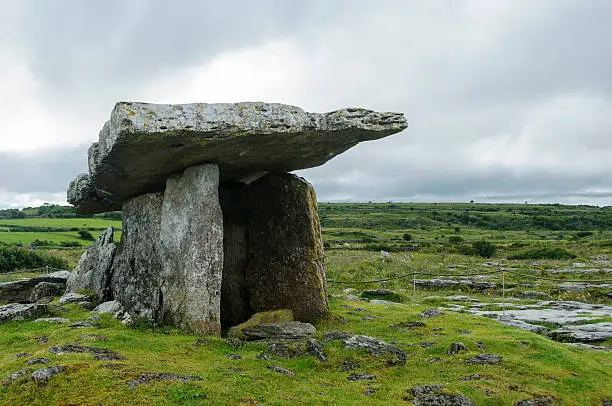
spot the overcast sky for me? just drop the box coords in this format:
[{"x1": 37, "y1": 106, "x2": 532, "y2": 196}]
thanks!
[{"x1": 1, "y1": 0, "x2": 611, "y2": 208}]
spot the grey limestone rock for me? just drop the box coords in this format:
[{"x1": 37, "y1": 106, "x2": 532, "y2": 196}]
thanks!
[
  {"x1": 128, "y1": 372, "x2": 202, "y2": 390},
  {"x1": 465, "y1": 354, "x2": 503, "y2": 364},
  {"x1": 59, "y1": 292, "x2": 91, "y2": 305},
  {"x1": 110, "y1": 193, "x2": 164, "y2": 322},
  {"x1": 2, "y1": 369, "x2": 31, "y2": 386},
  {"x1": 92, "y1": 300, "x2": 132, "y2": 324},
  {"x1": 241, "y1": 321, "x2": 316, "y2": 341},
  {"x1": 68, "y1": 102, "x2": 407, "y2": 214},
  {"x1": 34, "y1": 317, "x2": 70, "y2": 324},
  {"x1": 65, "y1": 227, "x2": 116, "y2": 302},
  {"x1": 548, "y1": 322, "x2": 612, "y2": 343},
  {"x1": 0, "y1": 272, "x2": 69, "y2": 304},
  {"x1": 514, "y1": 398, "x2": 556, "y2": 406},
  {"x1": 499, "y1": 319, "x2": 550, "y2": 334},
  {"x1": 159, "y1": 164, "x2": 223, "y2": 335},
  {"x1": 29, "y1": 282, "x2": 65, "y2": 302},
  {"x1": 0, "y1": 303, "x2": 48, "y2": 323},
  {"x1": 447, "y1": 342, "x2": 469, "y2": 355},
  {"x1": 225, "y1": 173, "x2": 328, "y2": 323},
  {"x1": 420, "y1": 308, "x2": 446, "y2": 319},
  {"x1": 31, "y1": 366, "x2": 66, "y2": 383},
  {"x1": 409, "y1": 385, "x2": 475, "y2": 406}
]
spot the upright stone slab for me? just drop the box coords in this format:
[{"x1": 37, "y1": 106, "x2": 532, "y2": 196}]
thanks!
[
  {"x1": 65, "y1": 227, "x2": 116, "y2": 302},
  {"x1": 110, "y1": 193, "x2": 164, "y2": 321},
  {"x1": 159, "y1": 164, "x2": 224, "y2": 335},
  {"x1": 245, "y1": 173, "x2": 327, "y2": 322}
]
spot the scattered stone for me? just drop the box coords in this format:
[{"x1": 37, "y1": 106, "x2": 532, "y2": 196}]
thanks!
[
  {"x1": 65, "y1": 227, "x2": 116, "y2": 302},
  {"x1": 548, "y1": 322, "x2": 612, "y2": 343},
  {"x1": 324, "y1": 331, "x2": 354, "y2": 342},
  {"x1": 225, "y1": 354, "x2": 242, "y2": 360},
  {"x1": 25, "y1": 358, "x2": 49, "y2": 366},
  {"x1": 0, "y1": 303, "x2": 48, "y2": 323},
  {"x1": 360, "y1": 289, "x2": 402, "y2": 303},
  {"x1": 341, "y1": 360, "x2": 360, "y2": 371},
  {"x1": 227, "y1": 309, "x2": 294, "y2": 339},
  {"x1": 408, "y1": 385, "x2": 475, "y2": 406},
  {"x1": 365, "y1": 388, "x2": 376, "y2": 396},
  {"x1": 241, "y1": 321, "x2": 316, "y2": 341},
  {"x1": 13, "y1": 352, "x2": 30, "y2": 359},
  {"x1": 465, "y1": 354, "x2": 502, "y2": 365},
  {"x1": 92, "y1": 300, "x2": 132, "y2": 324},
  {"x1": 77, "y1": 301, "x2": 94, "y2": 310},
  {"x1": 2, "y1": 369, "x2": 31, "y2": 386},
  {"x1": 193, "y1": 337, "x2": 209, "y2": 346},
  {"x1": 428, "y1": 358, "x2": 442, "y2": 363},
  {"x1": 514, "y1": 398, "x2": 556, "y2": 406},
  {"x1": 266, "y1": 341, "x2": 306, "y2": 359},
  {"x1": 446, "y1": 295, "x2": 479, "y2": 302},
  {"x1": 307, "y1": 339, "x2": 328, "y2": 363},
  {"x1": 128, "y1": 372, "x2": 202, "y2": 390},
  {"x1": 390, "y1": 321, "x2": 425, "y2": 329},
  {"x1": 459, "y1": 373, "x2": 485, "y2": 381},
  {"x1": 59, "y1": 292, "x2": 91, "y2": 305},
  {"x1": 457, "y1": 330, "x2": 471, "y2": 335},
  {"x1": 32, "y1": 366, "x2": 66, "y2": 383},
  {"x1": 48, "y1": 344, "x2": 124, "y2": 361},
  {"x1": 500, "y1": 319, "x2": 550, "y2": 334},
  {"x1": 420, "y1": 342, "x2": 435, "y2": 348},
  {"x1": 71, "y1": 321, "x2": 98, "y2": 329},
  {"x1": 601, "y1": 399, "x2": 612, "y2": 406},
  {"x1": 34, "y1": 317, "x2": 70, "y2": 324},
  {"x1": 37, "y1": 336, "x2": 48, "y2": 344},
  {"x1": 29, "y1": 282, "x2": 65, "y2": 303},
  {"x1": 517, "y1": 291, "x2": 548, "y2": 299},
  {"x1": 565, "y1": 343, "x2": 610, "y2": 351},
  {"x1": 420, "y1": 308, "x2": 445, "y2": 319},
  {"x1": 347, "y1": 373, "x2": 376, "y2": 381},
  {"x1": 447, "y1": 342, "x2": 469, "y2": 355},
  {"x1": 0, "y1": 271, "x2": 69, "y2": 303},
  {"x1": 473, "y1": 341, "x2": 486, "y2": 350},
  {"x1": 256, "y1": 353, "x2": 273, "y2": 361},
  {"x1": 341, "y1": 334, "x2": 407, "y2": 365},
  {"x1": 77, "y1": 334, "x2": 108, "y2": 342},
  {"x1": 267, "y1": 365, "x2": 295, "y2": 376},
  {"x1": 361, "y1": 315, "x2": 378, "y2": 321},
  {"x1": 88, "y1": 314, "x2": 102, "y2": 322}
]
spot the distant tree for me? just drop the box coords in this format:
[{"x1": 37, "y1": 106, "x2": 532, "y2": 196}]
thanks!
[
  {"x1": 448, "y1": 236, "x2": 463, "y2": 244},
  {"x1": 472, "y1": 240, "x2": 496, "y2": 258}
]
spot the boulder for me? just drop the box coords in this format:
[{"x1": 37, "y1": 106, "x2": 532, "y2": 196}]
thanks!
[
  {"x1": 59, "y1": 292, "x2": 91, "y2": 305},
  {"x1": 68, "y1": 102, "x2": 407, "y2": 214},
  {"x1": 241, "y1": 321, "x2": 316, "y2": 341},
  {"x1": 548, "y1": 322, "x2": 612, "y2": 343},
  {"x1": 65, "y1": 227, "x2": 116, "y2": 302},
  {"x1": 408, "y1": 385, "x2": 475, "y2": 406},
  {"x1": 29, "y1": 282, "x2": 65, "y2": 303},
  {"x1": 0, "y1": 303, "x2": 48, "y2": 323},
  {"x1": 0, "y1": 272, "x2": 69, "y2": 304},
  {"x1": 227, "y1": 309, "x2": 294, "y2": 339},
  {"x1": 92, "y1": 300, "x2": 132, "y2": 324}
]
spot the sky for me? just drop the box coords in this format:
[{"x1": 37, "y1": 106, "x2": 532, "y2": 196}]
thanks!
[{"x1": 1, "y1": 0, "x2": 611, "y2": 208}]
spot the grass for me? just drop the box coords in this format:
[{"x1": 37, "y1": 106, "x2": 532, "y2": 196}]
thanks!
[{"x1": 0, "y1": 299, "x2": 610, "y2": 405}]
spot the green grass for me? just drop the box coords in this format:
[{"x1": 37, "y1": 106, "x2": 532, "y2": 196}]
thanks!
[
  {"x1": 0, "y1": 299, "x2": 610, "y2": 405},
  {"x1": 0, "y1": 218, "x2": 122, "y2": 229}
]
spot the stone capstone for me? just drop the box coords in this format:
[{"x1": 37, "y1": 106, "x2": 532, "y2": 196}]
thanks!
[
  {"x1": 68, "y1": 102, "x2": 407, "y2": 214},
  {"x1": 65, "y1": 227, "x2": 116, "y2": 302}
]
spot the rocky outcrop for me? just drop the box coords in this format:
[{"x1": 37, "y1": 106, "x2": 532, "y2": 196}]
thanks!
[
  {"x1": 0, "y1": 271, "x2": 69, "y2": 304},
  {"x1": 68, "y1": 102, "x2": 407, "y2": 214},
  {"x1": 65, "y1": 227, "x2": 116, "y2": 302}
]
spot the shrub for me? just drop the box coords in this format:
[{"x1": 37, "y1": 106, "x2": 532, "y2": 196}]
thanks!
[
  {"x1": 472, "y1": 240, "x2": 496, "y2": 258},
  {"x1": 448, "y1": 236, "x2": 463, "y2": 244},
  {"x1": 574, "y1": 231, "x2": 593, "y2": 238},
  {"x1": 0, "y1": 245, "x2": 69, "y2": 273},
  {"x1": 402, "y1": 233, "x2": 412, "y2": 241},
  {"x1": 78, "y1": 230, "x2": 95, "y2": 241},
  {"x1": 509, "y1": 247, "x2": 577, "y2": 260}
]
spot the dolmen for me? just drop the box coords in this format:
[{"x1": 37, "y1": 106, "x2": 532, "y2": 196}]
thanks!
[{"x1": 65, "y1": 102, "x2": 407, "y2": 335}]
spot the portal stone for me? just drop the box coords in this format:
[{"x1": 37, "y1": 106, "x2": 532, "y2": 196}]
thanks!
[
  {"x1": 159, "y1": 164, "x2": 223, "y2": 335},
  {"x1": 110, "y1": 193, "x2": 164, "y2": 322}
]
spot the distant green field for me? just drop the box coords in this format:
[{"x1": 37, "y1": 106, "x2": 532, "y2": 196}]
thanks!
[
  {"x1": 0, "y1": 218, "x2": 122, "y2": 229},
  {"x1": 0, "y1": 230, "x2": 123, "y2": 248}
]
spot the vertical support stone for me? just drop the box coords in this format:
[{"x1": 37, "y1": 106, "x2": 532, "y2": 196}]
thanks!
[
  {"x1": 110, "y1": 193, "x2": 164, "y2": 321},
  {"x1": 245, "y1": 173, "x2": 328, "y2": 322},
  {"x1": 160, "y1": 164, "x2": 224, "y2": 335},
  {"x1": 219, "y1": 183, "x2": 252, "y2": 328}
]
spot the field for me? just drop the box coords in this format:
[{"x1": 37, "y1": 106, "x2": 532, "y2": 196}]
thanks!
[{"x1": 0, "y1": 203, "x2": 610, "y2": 404}]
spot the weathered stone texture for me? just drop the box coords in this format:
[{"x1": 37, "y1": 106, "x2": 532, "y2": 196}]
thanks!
[
  {"x1": 0, "y1": 272, "x2": 69, "y2": 304},
  {"x1": 65, "y1": 227, "x2": 116, "y2": 302},
  {"x1": 159, "y1": 164, "x2": 224, "y2": 335},
  {"x1": 68, "y1": 102, "x2": 407, "y2": 214},
  {"x1": 245, "y1": 173, "x2": 327, "y2": 322},
  {"x1": 110, "y1": 193, "x2": 164, "y2": 322}
]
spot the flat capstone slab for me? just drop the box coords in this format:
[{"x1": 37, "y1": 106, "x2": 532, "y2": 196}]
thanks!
[{"x1": 68, "y1": 102, "x2": 407, "y2": 213}]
